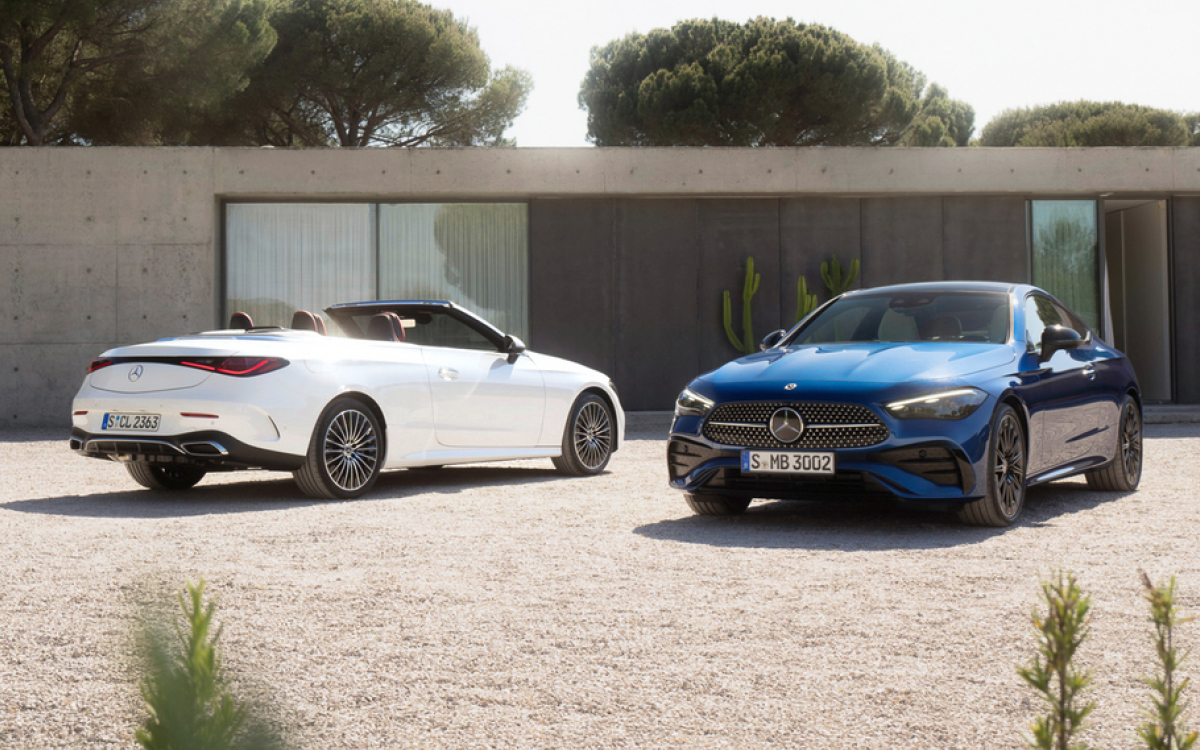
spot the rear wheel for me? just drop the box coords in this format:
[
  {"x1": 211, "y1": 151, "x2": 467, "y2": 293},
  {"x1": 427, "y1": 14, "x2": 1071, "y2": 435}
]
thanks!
[
  {"x1": 126, "y1": 462, "x2": 206, "y2": 491},
  {"x1": 1085, "y1": 395, "x2": 1142, "y2": 491},
  {"x1": 552, "y1": 393, "x2": 614, "y2": 475},
  {"x1": 294, "y1": 398, "x2": 383, "y2": 499},
  {"x1": 957, "y1": 404, "x2": 1027, "y2": 527},
  {"x1": 684, "y1": 492, "x2": 751, "y2": 516}
]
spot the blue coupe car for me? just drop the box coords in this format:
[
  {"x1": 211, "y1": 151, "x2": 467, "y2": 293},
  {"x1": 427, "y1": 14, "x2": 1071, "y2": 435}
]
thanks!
[{"x1": 668, "y1": 281, "x2": 1143, "y2": 526}]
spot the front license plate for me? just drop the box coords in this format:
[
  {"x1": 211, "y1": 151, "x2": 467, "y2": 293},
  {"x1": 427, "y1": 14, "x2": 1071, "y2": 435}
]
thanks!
[
  {"x1": 101, "y1": 413, "x2": 160, "y2": 432},
  {"x1": 741, "y1": 450, "x2": 835, "y2": 475}
]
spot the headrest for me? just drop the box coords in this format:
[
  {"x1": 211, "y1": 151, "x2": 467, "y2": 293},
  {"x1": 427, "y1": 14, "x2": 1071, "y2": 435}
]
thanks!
[
  {"x1": 366, "y1": 312, "x2": 405, "y2": 342},
  {"x1": 314, "y1": 315, "x2": 327, "y2": 336},
  {"x1": 229, "y1": 311, "x2": 254, "y2": 330},
  {"x1": 928, "y1": 315, "x2": 962, "y2": 340},
  {"x1": 291, "y1": 310, "x2": 320, "y2": 332}
]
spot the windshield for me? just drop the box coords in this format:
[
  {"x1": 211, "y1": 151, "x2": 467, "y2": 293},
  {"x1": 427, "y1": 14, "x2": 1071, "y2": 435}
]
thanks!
[{"x1": 787, "y1": 291, "x2": 1011, "y2": 345}]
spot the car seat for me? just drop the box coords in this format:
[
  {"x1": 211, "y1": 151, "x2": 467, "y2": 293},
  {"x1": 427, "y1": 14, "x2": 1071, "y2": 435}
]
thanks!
[
  {"x1": 366, "y1": 312, "x2": 406, "y2": 342},
  {"x1": 228, "y1": 311, "x2": 254, "y2": 330}
]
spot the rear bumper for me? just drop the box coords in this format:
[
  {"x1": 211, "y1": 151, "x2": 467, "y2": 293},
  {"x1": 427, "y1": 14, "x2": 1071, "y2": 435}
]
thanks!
[{"x1": 70, "y1": 428, "x2": 305, "y2": 472}]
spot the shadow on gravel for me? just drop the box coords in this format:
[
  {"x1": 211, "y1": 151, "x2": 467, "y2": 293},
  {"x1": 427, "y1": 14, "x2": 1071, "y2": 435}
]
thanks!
[
  {"x1": 634, "y1": 482, "x2": 1127, "y2": 550},
  {"x1": 2, "y1": 465, "x2": 566, "y2": 519}
]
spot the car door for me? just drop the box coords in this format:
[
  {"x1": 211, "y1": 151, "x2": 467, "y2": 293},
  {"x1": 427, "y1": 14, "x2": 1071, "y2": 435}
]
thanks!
[
  {"x1": 411, "y1": 311, "x2": 546, "y2": 448},
  {"x1": 1017, "y1": 293, "x2": 1102, "y2": 475}
]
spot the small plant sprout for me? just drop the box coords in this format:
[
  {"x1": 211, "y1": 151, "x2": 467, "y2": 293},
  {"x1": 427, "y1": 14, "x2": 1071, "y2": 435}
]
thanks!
[
  {"x1": 1139, "y1": 571, "x2": 1198, "y2": 750},
  {"x1": 136, "y1": 580, "x2": 283, "y2": 750},
  {"x1": 1019, "y1": 570, "x2": 1095, "y2": 750}
]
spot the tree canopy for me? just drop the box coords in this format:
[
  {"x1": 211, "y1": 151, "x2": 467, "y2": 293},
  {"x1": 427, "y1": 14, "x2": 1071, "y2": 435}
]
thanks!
[
  {"x1": 0, "y1": 0, "x2": 531, "y2": 147},
  {"x1": 578, "y1": 17, "x2": 971, "y2": 147},
  {"x1": 900, "y1": 83, "x2": 974, "y2": 147},
  {"x1": 218, "y1": 0, "x2": 531, "y2": 147},
  {"x1": 979, "y1": 101, "x2": 1190, "y2": 147},
  {"x1": 0, "y1": 0, "x2": 275, "y2": 145}
]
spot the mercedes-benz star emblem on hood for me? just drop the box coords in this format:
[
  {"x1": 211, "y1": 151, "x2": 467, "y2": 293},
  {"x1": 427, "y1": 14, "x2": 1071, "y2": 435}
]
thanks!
[{"x1": 769, "y1": 407, "x2": 804, "y2": 443}]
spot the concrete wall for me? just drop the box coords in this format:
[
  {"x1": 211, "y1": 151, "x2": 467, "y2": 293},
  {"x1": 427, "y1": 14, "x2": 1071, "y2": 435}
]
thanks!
[
  {"x1": 4, "y1": 147, "x2": 1200, "y2": 425},
  {"x1": 1171, "y1": 197, "x2": 1200, "y2": 404}
]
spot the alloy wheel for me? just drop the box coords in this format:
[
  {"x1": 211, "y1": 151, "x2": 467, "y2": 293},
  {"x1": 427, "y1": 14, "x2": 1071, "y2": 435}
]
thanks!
[
  {"x1": 573, "y1": 401, "x2": 612, "y2": 470},
  {"x1": 322, "y1": 409, "x2": 379, "y2": 492},
  {"x1": 993, "y1": 414, "x2": 1025, "y2": 517},
  {"x1": 1121, "y1": 403, "x2": 1142, "y2": 483}
]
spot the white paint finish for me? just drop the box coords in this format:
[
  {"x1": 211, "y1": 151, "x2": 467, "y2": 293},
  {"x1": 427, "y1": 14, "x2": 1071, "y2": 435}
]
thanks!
[
  {"x1": 68, "y1": 316, "x2": 624, "y2": 472},
  {"x1": 425, "y1": 349, "x2": 546, "y2": 447}
]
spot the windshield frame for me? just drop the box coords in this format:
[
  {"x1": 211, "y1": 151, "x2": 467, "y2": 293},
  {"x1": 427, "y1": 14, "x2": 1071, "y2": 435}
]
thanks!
[{"x1": 778, "y1": 289, "x2": 1015, "y2": 347}]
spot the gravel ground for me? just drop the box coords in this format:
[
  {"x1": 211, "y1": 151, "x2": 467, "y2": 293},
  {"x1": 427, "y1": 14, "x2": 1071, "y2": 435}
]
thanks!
[{"x1": 2, "y1": 423, "x2": 1199, "y2": 749}]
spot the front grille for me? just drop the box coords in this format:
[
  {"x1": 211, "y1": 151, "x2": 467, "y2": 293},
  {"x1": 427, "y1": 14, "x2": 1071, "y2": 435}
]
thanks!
[{"x1": 703, "y1": 401, "x2": 889, "y2": 449}]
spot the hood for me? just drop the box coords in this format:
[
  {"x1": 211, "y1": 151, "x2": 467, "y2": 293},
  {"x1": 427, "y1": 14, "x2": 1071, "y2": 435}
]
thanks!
[{"x1": 701, "y1": 342, "x2": 1015, "y2": 392}]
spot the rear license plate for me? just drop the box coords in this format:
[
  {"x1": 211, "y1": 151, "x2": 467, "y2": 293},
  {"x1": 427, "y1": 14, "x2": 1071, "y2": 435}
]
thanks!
[
  {"x1": 101, "y1": 413, "x2": 160, "y2": 432},
  {"x1": 741, "y1": 450, "x2": 835, "y2": 475}
]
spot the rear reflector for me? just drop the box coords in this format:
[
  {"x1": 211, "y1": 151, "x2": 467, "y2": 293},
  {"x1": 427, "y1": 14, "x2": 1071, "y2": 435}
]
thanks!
[
  {"x1": 73, "y1": 410, "x2": 88, "y2": 416},
  {"x1": 180, "y1": 412, "x2": 219, "y2": 419}
]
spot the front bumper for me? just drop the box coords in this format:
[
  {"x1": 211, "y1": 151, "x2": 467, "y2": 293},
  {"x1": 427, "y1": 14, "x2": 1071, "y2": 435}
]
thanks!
[
  {"x1": 70, "y1": 428, "x2": 304, "y2": 472},
  {"x1": 668, "y1": 403, "x2": 993, "y2": 504}
]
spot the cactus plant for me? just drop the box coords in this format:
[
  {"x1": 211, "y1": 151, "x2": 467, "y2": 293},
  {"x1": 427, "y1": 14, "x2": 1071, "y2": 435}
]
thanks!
[
  {"x1": 722, "y1": 256, "x2": 760, "y2": 355},
  {"x1": 821, "y1": 256, "x2": 860, "y2": 297},
  {"x1": 795, "y1": 275, "x2": 819, "y2": 324}
]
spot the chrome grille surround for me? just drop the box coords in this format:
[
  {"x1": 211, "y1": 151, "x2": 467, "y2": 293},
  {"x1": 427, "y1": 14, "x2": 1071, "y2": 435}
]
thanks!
[{"x1": 703, "y1": 401, "x2": 889, "y2": 449}]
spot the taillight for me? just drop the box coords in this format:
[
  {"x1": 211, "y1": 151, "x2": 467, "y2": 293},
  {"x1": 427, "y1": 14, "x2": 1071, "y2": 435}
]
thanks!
[
  {"x1": 87, "y1": 359, "x2": 113, "y2": 373},
  {"x1": 181, "y1": 357, "x2": 288, "y2": 377}
]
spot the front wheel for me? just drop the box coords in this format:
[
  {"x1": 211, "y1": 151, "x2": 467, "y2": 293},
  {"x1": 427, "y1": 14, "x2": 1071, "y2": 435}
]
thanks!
[
  {"x1": 1085, "y1": 395, "x2": 1142, "y2": 491},
  {"x1": 552, "y1": 393, "x2": 614, "y2": 475},
  {"x1": 957, "y1": 404, "x2": 1027, "y2": 527},
  {"x1": 126, "y1": 462, "x2": 206, "y2": 491},
  {"x1": 294, "y1": 398, "x2": 383, "y2": 499}
]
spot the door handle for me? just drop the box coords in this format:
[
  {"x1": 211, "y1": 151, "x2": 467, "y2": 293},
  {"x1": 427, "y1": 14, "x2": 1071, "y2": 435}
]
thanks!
[
  {"x1": 438, "y1": 367, "x2": 459, "y2": 381},
  {"x1": 1082, "y1": 365, "x2": 1096, "y2": 380}
]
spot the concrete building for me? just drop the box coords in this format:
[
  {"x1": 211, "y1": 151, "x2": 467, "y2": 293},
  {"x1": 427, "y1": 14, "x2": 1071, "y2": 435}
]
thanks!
[{"x1": 2, "y1": 146, "x2": 1199, "y2": 426}]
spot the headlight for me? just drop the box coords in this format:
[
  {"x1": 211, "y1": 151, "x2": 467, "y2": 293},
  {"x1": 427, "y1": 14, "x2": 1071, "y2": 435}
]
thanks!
[
  {"x1": 885, "y1": 388, "x2": 988, "y2": 420},
  {"x1": 675, "y1": 388, "x2": 714, "y2": 418}
]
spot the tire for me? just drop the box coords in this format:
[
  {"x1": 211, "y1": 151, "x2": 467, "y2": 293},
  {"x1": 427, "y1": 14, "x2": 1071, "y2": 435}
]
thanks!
[
  {"x1": 1085, "y1": 395, "x2": 1142, "y2": 492},
  {"x1": 125, "y1": 462, "x2": 206, "y2": 491},
  {"x1": 293, "y1": 398, "x2": 384, "y2": 499},
  {"x1": 684, "y1": 492, "x2": 751, "y2": 517},
  {"x1": 552, "y1": 393, "x2": 615, "y2": 476},
  {"x1": 957, "y1": 404, "x2": 1027, "y2": 527}
]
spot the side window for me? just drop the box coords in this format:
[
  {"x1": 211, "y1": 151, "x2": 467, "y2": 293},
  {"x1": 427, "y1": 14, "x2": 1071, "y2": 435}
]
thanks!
[
  {"x1": 1050, "y1": 300, "x2": 1090, "y2": 340},
  {"x1": 402, "y1": 312, "x2": 497, "y2": 351},
  {"x1": 1023, "y1": 295, "x2": 1063, "y2": 353}
]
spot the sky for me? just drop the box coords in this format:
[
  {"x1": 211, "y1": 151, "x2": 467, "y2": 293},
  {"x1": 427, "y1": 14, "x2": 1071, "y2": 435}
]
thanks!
[{"x1": 439, "y1": 0, "x2": 1199, "y2": 147}]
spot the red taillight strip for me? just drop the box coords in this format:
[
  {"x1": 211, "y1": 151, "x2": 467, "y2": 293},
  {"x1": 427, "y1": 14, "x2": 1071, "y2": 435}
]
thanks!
[
  {"x1": 181, "y1": 412, "x2": 219, "y2": 419},
  {"x1": 87, "y1": 359, "x2": 113, "y2": 373},
  {"x1": 180, "y1": 360, "x2": 217, "y2": 371},
  {"x1": 216, "y1": 359, "x2": 271, "y2": 375}
]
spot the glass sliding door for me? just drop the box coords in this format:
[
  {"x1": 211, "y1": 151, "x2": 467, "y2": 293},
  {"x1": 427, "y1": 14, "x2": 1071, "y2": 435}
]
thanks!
[
  {"x1": 379, "y1": 203, "x2": 529, "y2": 339},
  {"x1": 1028, "y1": 200, "x2": 1101, "y2": 331},
  {"x1": 226, "y1": 203, "x2": 375, "y2": 331},
  {"x1": 224, "y1": 202, "x2": 529, "y2": 339}
]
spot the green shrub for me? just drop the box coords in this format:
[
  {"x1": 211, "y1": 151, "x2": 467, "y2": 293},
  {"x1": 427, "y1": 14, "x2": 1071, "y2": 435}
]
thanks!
[{"x1": 1139, "y1": 572, "x2": 1198, "y2": 750}]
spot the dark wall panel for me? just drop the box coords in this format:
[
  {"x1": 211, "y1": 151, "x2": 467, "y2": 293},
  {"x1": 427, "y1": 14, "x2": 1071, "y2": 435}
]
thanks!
[
  {"x1": 1171, "y1": 197, "x2": 1200, "y2": 403},
  {"x1": 615, "y1": 199, "x2": 700, "y2": 410},
  {"x1": 781, "y1": 198, "x2": 861, "y2": 314},
  {"x1": 942, "y1": 197, "x2": 1029, "y2": 282},
  {"x1": 528, "y1": 199, "x2": 616, "y2": 377},
  {"x1": 861, "y1": 198, "x2": 944, "y2": 287},
  {"x1": 698, "y1": 199, "x2": 781, "y2": 375}
]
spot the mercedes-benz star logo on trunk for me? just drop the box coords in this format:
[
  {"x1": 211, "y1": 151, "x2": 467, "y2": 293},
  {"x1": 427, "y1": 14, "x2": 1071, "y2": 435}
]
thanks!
[
  {"x1": 769, "y1": 407, "x2": 804, "y2": 443},
  {"x1": 128, "y1": 365, "x2": 143, "y2": 382}
]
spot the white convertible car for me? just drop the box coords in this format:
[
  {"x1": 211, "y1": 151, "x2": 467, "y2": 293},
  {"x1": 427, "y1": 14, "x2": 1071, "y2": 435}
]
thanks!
[{"x1": 70, "y1": 301, "x2": 624, "y2": 499}]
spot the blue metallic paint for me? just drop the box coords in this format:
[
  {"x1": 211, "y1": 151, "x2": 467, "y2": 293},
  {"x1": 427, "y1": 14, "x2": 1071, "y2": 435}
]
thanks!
[{"x1": 669, "y1": 282, "x2": 1140, "y2": 507}]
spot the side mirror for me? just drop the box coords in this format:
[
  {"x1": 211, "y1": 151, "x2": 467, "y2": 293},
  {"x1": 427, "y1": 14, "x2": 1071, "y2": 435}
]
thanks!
[
  {"x1": 1039, "y1": 325, "x2": 1082, "y2": 362},
  {"x1": 503, "y1": 334, "x2": 526, "y2": 364},
  {"x1": 760, "y1": 329, "x2": 786, "y2": 351}
]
